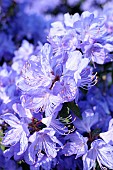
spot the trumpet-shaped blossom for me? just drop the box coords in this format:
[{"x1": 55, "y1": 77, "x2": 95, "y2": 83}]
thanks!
[
  {"x1": 26, "y1": 128, "x2": 62, "y2": 166},
  {"x1": 62, "y1": 131, "x2": 88, "y2": 158},
  {"x1": 1, "y1": 106, "x2": 30, "y2": 156},
  {"x1": 83, "y1": 139, "x2": 113, "y2": 170},
  {"x1": 20, "y1": 89, "x2": 63, "y2": 117},
  {"x1": 73, "y1": 109, "x2": 99, "y2": 133},
  {"x1": 18, "y1": 42, "x2": 96, "y2": 115},
  {"x1": 48, "y1": 11, "x2": 113, "y2": 64},
  {"x1": 18, "y1": 43, "x2": 55, "y2": 91},
  {"x1": 74, "y1": 11, "x2": 106, "y2": 41}
]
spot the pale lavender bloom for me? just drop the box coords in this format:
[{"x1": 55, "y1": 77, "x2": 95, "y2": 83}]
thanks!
[
  {"x1": 62, "y1": 131, "x2": 88, "y2": 158},
  {"x1": 12, "y1": 40, "x2": 34, "y2": 74},
  {"x1": 41, "y1": 113, "x2": 68, "y2": 135},
  {"x1": 48, "y1": 14, "x2": 79, "y2": 55},
  {"x1": 18, "y1": 43, "x2": 55, "y2": 92},
  {"x1": 12, "y1": 103, "x2": 33, "y2": 121},
  {"x1": 73, "y1": 109, "x2": 99, "y2": 133},
  {"x1": 30, "y1": 156, "x2": 53, "y2": 170},
  {"x1": 74, "y1": 11, "x2": 106, "y2": 42},
  {"x1": 49, "y1": 22, "x2": 66, "y2": 37},
  {"x1": 49, "y1": 30, "x2": 78, "y2": 57},
  {"x1": 16, "y1": 44, "x2": 63, "y2": 114},
  {"x1": 21, "y1": 89, "x2": 63, "y2": 117},
  {"x1": 100, "y1": 118, "x2": 113, "y2": 145},
  {"x1": 53, "y1": 51, "x2": 93, "y2": 102},
  {"x1": 83, "y1": 139, "x2": 113, "y2": 170},
  {"x1": 72, "y1": 11, "x2": 113, "y2": 64},
  {"x1": 83, "y1": 42, "x2": 109, "y2": 64},
  {"x1": 64, "y1": 50, "x2": 91, "y2": 88},
  {"x1": 1, "y1": 106, "x2": 30, "y2": 156},
  {"x1": 18, "y1": 42, "x2": 95, "y2": 114},
  {"x1": 26, "y1": 128, "x2": 62, "y2": 166},
  {"x1": 17, "y1": 40, "x2": 96, "y2": 119},
  {"x1": 65, "y1": 51, "x2": 88, "y2": 72},
  {"x1": 74, "y1": 66, "x2": 97, "y2": 91},
  {"x1": 18, "y1": 48, "x2": 64, "y2": 115},
  {"x1": 64, "y1": 13, "x2": 80, "y2": 28},
  {"x1": 48, "y1": 11, "x2": 109, "y2": 64},
  {"x1": 53, "y1": 77, "x2": 78, "y2": 102}
]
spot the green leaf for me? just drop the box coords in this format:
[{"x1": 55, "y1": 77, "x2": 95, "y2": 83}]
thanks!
[
  {"x1": 59, "y1": 103, "x2": 70, "y2": 118},
  {"x1": 0, "y1": 145, "x2": 5, "y2": 151},
  {"x1": 67, "y1": 101, "x2": 82, "y2": 119},
  {"x1": 0, "y1": 130, "x2": 5, "y2": 151},
  {"x1": 59, "y1": 101, "x2": 81, "y2": 125}
]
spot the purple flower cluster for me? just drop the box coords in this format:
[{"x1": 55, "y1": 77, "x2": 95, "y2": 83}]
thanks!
[
  {"x1": 1, "y1": 1, "x2": 113, "y2": 170},
  {"x1": 18, "y1": 42, "x2": 95, "y2": 116}
]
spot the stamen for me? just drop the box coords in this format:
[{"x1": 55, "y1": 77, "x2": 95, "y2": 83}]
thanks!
[
  {"x1": 97, "y1": 157, "x2": 107, "y2": 170},
  {"x1": 59, "y1": 115, "x2": 76, "y2": 124},
  {"x1": 80, "y1": 72, "x2": 97, "y2": 90},
  {"x1": 63, "y1": 126, "x2": 75, "y2": 135}
]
